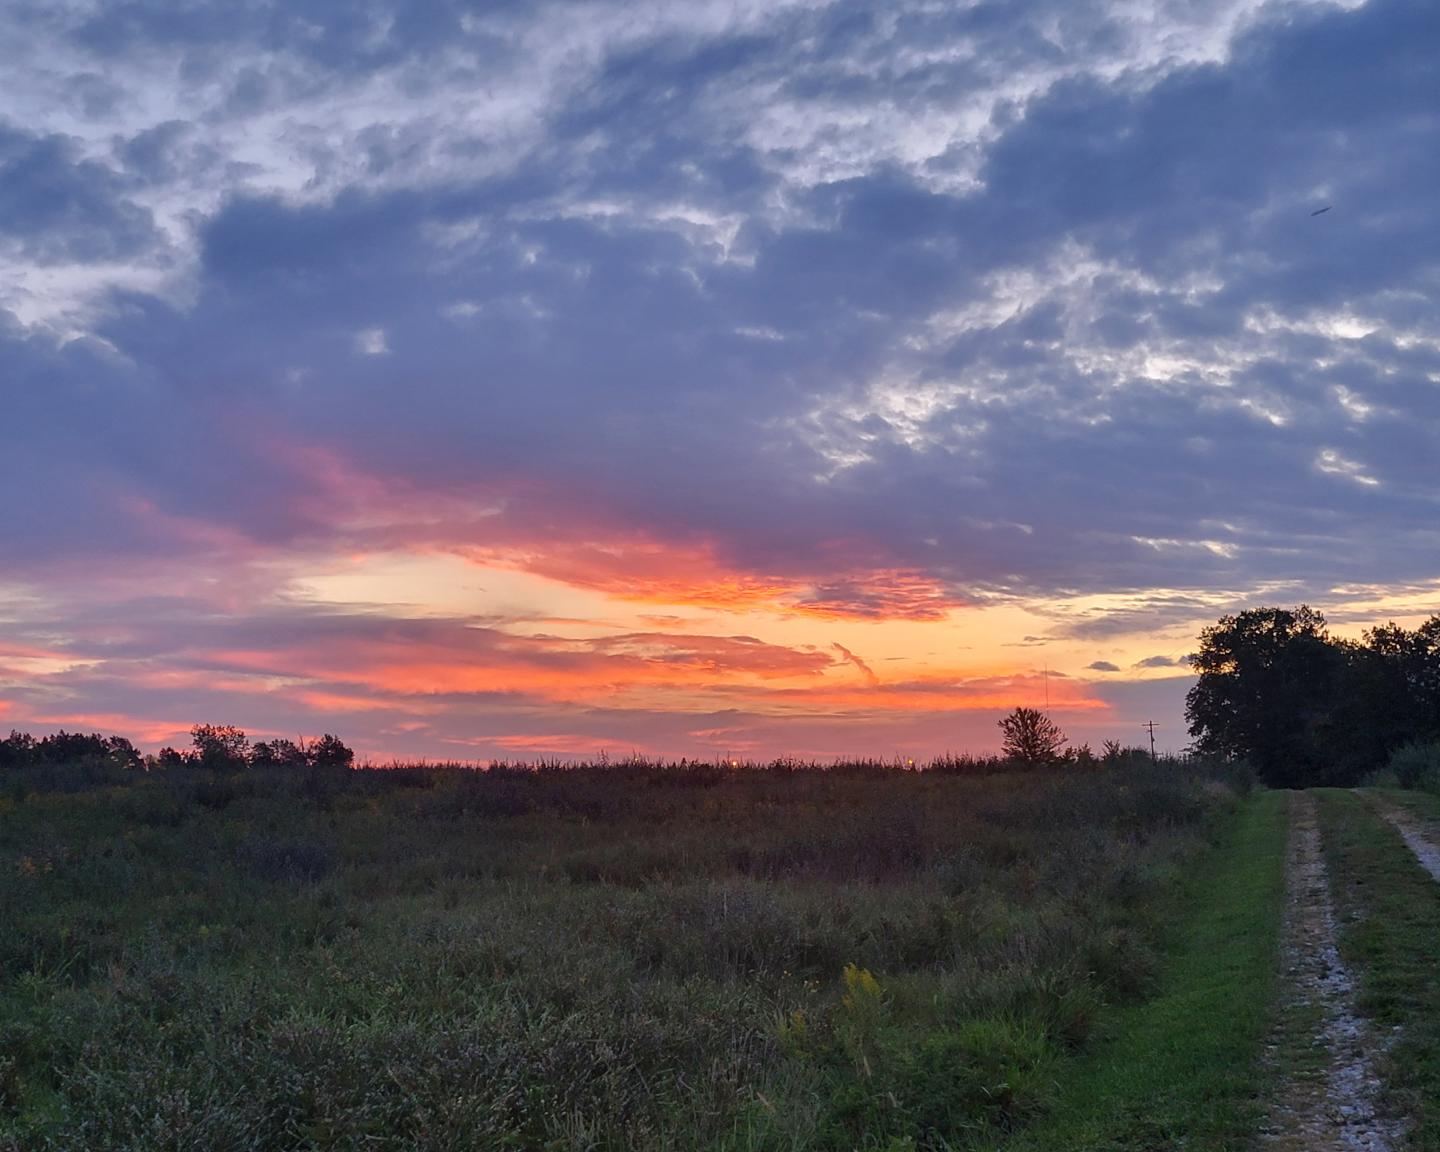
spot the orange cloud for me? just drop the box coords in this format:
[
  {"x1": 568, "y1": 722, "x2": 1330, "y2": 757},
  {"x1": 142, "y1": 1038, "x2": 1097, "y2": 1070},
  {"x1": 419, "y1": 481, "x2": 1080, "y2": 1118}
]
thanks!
[
  {"x1": 203, "y1": 624, "x2": 838, "y2": 707},
  {"x1": 466, "y1": 538, "x2": 967, "y2": 621},
  {"x1": 487, "y1": 733, "x2": 657, "y2": 756},
  {"x1": 250, "y1": 443, "x2": 971, "y2": 624},
  {"x1": 28, "y1": 712, "x2": 192, "y2": 746},
  {"x1": 190, "y1": 617, "x2": 1105, "y2": 720},
  {"x1": 292, "y1": 689, "x2": 450, "y2": 715},
  {"x1": 0, "y1": 434, "x2": 1119, "y2": 758},
  {"x1": 705, "y1": 671, "x2": 1106, "y2": 715}
]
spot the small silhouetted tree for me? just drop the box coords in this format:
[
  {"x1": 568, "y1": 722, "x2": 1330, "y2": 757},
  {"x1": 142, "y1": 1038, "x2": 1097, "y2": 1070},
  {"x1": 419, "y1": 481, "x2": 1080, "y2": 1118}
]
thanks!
[
  {"x1": 308, "y1": 734, "x2": 355, "y2": 769},
  {"x1": 999, "y1": 707, "x2": 1067, "y2": 766},
  {"x1": 0, "y1": 731, "x2": 37, "y2": 769}
]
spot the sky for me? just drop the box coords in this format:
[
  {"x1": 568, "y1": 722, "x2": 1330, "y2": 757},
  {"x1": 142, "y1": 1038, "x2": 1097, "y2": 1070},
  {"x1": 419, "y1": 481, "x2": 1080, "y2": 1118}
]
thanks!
[{"x1": 2, "y1": 0, "x2": 1438, "y2": 762}]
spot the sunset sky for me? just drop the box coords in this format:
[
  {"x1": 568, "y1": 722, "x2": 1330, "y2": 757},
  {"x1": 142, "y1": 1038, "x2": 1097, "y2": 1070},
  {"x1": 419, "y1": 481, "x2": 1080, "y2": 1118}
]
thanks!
[{"x1": 2, "y1": 0, "x2": 1438, "y2": 760}]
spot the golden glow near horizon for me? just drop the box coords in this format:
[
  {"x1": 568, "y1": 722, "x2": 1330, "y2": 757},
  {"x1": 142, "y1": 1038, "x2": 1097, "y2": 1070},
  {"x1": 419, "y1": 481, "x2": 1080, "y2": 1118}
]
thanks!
[
  {"x1": 12, "y1": 541, "x2": 1440, "y2": 762},
  {"x1": 11, "y1": 532, "x2": 1440, "y2": 760},
  {"x1": 259, "y1": 549, "x2": 1440, "y2": 758}
]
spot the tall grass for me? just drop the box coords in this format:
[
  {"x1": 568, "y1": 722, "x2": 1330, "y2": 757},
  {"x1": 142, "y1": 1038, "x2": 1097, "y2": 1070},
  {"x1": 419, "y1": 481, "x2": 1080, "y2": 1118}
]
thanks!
[{"x1": 0, "y1": 757, "x2": 1246, "y2": 1151}]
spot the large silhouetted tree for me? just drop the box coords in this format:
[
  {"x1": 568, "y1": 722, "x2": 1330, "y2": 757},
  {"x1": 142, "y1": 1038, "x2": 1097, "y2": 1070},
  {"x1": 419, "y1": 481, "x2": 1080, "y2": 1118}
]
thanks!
[
  {"x1": 1188, "y1": 608, "x2": 1440, "y2": 786},
  {"x1": 1187, "y1": 606, "x2": 1351, "y2": 786}
]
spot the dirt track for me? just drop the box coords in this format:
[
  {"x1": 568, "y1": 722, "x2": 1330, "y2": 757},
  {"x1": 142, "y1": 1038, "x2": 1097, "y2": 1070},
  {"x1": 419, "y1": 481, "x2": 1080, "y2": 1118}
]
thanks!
[
  {"x1": 1262, "y1": 791, "x2": 1401, "y2": 1151},
  {"x1": 1370, "y1": 795, "x2": 1440, "y2": 884}
]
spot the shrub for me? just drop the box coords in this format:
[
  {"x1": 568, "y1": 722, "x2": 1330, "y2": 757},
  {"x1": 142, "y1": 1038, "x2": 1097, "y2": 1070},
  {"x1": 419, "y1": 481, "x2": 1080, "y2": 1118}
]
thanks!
[
  {"x1": 1390, "y1": 741, "x2": 1440, "y2": 791},
  {"x1": 239, "y1": 835, "x2": 335, "y2": 883},
  {"x1": 813, "y1": 1011, "x2": 1052, "y2": 1149},
  {"x1": 194, "y1": 775, "x2": 239, "y2": 811}
]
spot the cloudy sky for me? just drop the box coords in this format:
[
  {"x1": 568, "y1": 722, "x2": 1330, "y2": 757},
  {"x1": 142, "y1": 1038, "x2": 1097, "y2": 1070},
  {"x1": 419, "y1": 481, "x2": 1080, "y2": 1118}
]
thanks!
[{"x1": 2, "y1": 0, "x2": 1437, "y2": 761}]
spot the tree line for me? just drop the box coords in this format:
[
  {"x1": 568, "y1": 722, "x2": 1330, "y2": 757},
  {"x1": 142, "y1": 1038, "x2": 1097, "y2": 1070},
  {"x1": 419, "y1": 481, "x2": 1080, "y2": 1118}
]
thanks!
[
  {"x1": 0, "y1": 725, "x2": 354, "y2": 776},
  {"x1": 1186, "y1": 606, "x2": 1440, "y2": 788}
]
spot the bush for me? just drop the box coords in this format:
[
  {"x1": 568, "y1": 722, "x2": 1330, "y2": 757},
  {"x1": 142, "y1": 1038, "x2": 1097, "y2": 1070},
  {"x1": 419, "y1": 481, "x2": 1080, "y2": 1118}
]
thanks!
[
  {"x1": 813, "y1": 1008, "x2": 1052, "y2": 1148},
  {"x1": 193, "y1": 775, "x2": 239, "y2": 811},
  {"x1": 1389, "y1": 741, "x2": 1440, "y2": 791}
]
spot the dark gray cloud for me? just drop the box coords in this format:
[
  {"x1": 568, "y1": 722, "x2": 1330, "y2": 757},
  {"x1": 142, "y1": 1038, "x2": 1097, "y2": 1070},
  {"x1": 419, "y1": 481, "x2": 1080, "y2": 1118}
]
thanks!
[
  {"x1": 1086, "y1": 661, "x2": 1120, "y2": 673},
  {"x1": 0, "y1": 123, "x2": 159, "y2": 263}
]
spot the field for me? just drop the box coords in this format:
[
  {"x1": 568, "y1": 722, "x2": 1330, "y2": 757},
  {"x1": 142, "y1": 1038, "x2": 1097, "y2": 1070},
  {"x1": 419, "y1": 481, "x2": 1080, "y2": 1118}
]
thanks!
[
  {"x1": 13, "y1": 760, "x2": 1440, "y2": 1151},
  {"x1": 0, "y1": 759, "x2": 1262, "y2": 1151}
]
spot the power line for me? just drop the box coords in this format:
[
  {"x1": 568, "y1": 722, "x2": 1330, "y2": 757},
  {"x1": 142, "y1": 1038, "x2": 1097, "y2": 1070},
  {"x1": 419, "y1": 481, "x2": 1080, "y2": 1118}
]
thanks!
[{"x1": 1142, "y1": 720, "x2": 1158, "y2": 763}]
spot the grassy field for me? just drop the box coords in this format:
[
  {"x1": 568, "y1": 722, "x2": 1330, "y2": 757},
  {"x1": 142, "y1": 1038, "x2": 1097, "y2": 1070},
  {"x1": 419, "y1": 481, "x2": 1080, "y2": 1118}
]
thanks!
[{"x1": 0, "y1": 759, "x2": 1255, "y2": 1151}]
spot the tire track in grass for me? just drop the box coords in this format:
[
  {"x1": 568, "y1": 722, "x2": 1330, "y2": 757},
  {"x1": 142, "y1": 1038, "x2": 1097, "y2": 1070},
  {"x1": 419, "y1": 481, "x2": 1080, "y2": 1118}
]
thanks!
[
  {"x1": 1322, "y1": 790, "x2": 1440, "y2": 1148},
  {"x1": 1262, "y1": 791, "x2": 1401, "y2": 1152},
  {"x1": 1366, "y1": 794, "x2": 1440, "y2": 884}
]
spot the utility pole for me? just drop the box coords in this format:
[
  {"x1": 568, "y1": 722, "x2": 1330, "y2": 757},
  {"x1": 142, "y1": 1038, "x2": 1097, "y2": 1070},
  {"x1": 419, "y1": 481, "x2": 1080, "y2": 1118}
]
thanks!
[{"x1": 1143, "y1": 721, "x2": 1158, "y2": 763}]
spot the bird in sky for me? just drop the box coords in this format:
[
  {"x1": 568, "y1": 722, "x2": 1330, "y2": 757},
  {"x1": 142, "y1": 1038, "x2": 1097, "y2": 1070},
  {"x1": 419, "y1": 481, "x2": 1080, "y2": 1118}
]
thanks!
[{"x1": 1311, "y1": 205, "x2": 1333, "y2": 216}]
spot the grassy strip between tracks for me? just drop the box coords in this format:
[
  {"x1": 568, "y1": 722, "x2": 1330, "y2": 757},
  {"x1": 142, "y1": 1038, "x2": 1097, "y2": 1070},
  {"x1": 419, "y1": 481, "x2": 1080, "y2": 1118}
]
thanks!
[{"x1": 1319, "y1": 788, "x2": 1440, "y2": 1149}]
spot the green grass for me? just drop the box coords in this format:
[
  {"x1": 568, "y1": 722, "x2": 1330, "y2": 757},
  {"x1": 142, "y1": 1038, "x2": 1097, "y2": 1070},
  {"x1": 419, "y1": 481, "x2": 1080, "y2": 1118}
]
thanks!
[
  {"x1": 1317, "y1": 788, "x2": 1440, "y2": 1149},
  {"x1": 1003, "y1": 790, "x2": 1289, "y2": 1152}
]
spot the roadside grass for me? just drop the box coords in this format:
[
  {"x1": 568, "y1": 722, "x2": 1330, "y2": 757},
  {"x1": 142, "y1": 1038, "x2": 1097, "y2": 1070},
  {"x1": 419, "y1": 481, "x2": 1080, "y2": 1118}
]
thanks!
[
  {"x1": 1319, "y1": 788, "x2": 1440, "y2": 1149},
  {"x1": 1367, "y1": 784, "x2": 1440, "y2": 827},
  {"x1": 1002, "y1": 790, "x2": 1288, "y2": 1152}
]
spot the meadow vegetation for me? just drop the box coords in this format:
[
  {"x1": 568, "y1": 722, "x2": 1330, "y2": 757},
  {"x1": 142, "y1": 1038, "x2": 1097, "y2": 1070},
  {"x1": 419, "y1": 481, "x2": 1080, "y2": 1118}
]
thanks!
[{"x1": 0, "y1": 750, "x2": 1252, "y2": 1151}]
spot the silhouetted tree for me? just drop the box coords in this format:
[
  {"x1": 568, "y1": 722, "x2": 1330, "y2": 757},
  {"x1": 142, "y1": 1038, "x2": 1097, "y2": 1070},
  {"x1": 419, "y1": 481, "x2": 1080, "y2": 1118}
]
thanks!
[
  {"x1": 1068, "y1": 742, "x2": 1098, "y2": 768},
  {"x1": 998, "y1": 708, "x2": 1067, "y2": 766},
  {"x1": 99, "y1": 735, "x2": 144, "y2": 770},
  {"x1": 1360, "y1": 619, "x2": 1440, "y2": 743},
  {"x1": 1186, "y1": 606, "x2": 1351, "y2": 787},
  {"x1": 251, "y1": 738, "x2": 308, "y2": 769},
  {"x1": 0, "y1": 731, "x2": 37, "y2": 769},
  {"x1": 190, "y1": 724, "x2": 249, "y2": 770},
  {"x1": 308, "y1": 734, "x2": 355, "y2": 769}
]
